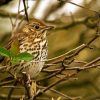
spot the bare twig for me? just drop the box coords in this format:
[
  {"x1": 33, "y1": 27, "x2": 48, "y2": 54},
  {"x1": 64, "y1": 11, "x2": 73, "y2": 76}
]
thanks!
[
  {"x1": 38, "y1": 85, "x2": 81, "y2": 100},
  {"x1": 0, "y1": 66, "x2": 7, "y2": 71},
  {"x1": 0, "y1": 9, "x2": 24, "y2": 18},
  {"x1": 42, "y1": 64, "x2": 100, "y2": 73},
  {"x1": 11, "y1": 0, "x2": 21, "y2": 36},
  {"x1": 1, "y1": 85, "x2": 23, "y2": 89},
  {"x1": 46, "y1": 44, "x2": 85, "y2": 64},
  {"x1": 58, "y1": 0, "x2": 99, "y2": 14},
  {"x1": 0, "y1": 80, "x2": 14, "y2": 86},
  {"x1": 23, "y1": 0, "x2": 29, "y2": 22},
  {"x1": 37, "y1": 66, "x2": 65, "y2": 82},
  {"x1": 83, "y1": 57, "x2": 100, "y2": 67}
]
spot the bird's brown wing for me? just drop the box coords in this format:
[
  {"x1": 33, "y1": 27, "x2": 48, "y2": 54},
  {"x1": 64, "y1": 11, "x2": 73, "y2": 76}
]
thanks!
[
  {"x1": 5, "y1": 33, "x2": 20, "y2": 49},
  {"x1": 0, "y1": 33, "x2": 21, "y2": 63}
]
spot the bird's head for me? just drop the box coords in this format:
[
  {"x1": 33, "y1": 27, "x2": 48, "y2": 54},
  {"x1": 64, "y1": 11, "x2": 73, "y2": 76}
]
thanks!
[{"x1": 22, "y1": 19, "x2": 54, "y2": 38}]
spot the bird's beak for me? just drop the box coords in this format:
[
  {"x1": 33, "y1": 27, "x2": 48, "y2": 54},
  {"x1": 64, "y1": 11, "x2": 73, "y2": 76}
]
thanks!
[{"x1": 45, "y1": 25, "x2": 55, "y2": 30}]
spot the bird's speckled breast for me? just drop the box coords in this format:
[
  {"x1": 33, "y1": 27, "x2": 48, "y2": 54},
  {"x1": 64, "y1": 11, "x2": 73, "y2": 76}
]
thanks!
[{"x1": 18, "y1": 34, "x2": 47, "y2": 78}]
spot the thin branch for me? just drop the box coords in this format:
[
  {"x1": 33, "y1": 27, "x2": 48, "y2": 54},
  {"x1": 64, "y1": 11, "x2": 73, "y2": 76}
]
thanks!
[
  {"x1": 46, "y1": 44, "x2": 85, "y2": 64},
  {"x1": 0, "y1": 9, "x2": 23, "y2": 18},
  {"x1": 83, "y1": 57, "x2": 100, "y2": 67},
  {"x1": 68, "y1": 1, "x2": 98, "y2": 14},
  {"x1": 42, "y1": 64, "x2": 100, "y2": 73},
  {"x1": 58, "y1": 0, "x2": 99, "y2": 14},
  {"x1": 1, "y1": 85, "x2": 23, "y2": 89},
  {"x1": 37, "y1": 68, "x2": 64, "y2": 82},
  {"x1": 0, "y1": 80, "x2": 14, "y2": 86},
  {"x1": 65, "y1": 64, "x2": 100, "y2": 71},
  {"x1": 38, "y1": 85, "x2": 81, "y2": 100},
  {"x1": 11, "y1": 0, "x2": 21, "y2": 36},
  {"x1": 23, "y1": 0, "x2": 29, "y2": 21},
  {"x1": 0, "y1": 66, "x2": 7, "y2": 71}
]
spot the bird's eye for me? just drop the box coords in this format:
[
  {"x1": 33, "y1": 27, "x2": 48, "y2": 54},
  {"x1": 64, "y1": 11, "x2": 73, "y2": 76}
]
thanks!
[
  {"x1": 31, "y1": 24, "x2": 40, "y2": 30},
  {"x1": 34, "y1": 25, "x2": 40, "y2": 29}
]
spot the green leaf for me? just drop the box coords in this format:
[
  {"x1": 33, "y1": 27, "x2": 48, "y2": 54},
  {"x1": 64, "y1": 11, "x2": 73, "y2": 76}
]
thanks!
[
  {"x1": 12, "y1": 52, "x2": 33, "y2": 63},
  {"x1": 0, "y1": 47, "x2": 12, "y2": 58},
  {"x1": 11, "y1": 58, "x2": 19, "y2": 64}
]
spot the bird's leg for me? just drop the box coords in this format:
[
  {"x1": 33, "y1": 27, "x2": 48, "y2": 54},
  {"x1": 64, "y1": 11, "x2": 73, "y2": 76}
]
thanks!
[{"x1": 22, "y1": 72, "x2": 36, "y2": 100}]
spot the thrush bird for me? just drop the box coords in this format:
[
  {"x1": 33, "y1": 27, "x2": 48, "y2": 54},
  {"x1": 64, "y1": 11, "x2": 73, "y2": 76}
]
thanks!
[{"x1": 0, "y1": 18, "x2": 53, "y2": 78}]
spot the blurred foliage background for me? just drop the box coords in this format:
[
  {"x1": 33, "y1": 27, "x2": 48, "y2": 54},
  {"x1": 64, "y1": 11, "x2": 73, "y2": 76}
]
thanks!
[{"x1": 0, "y1": 0, "x2": 100, "y2": 100}]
